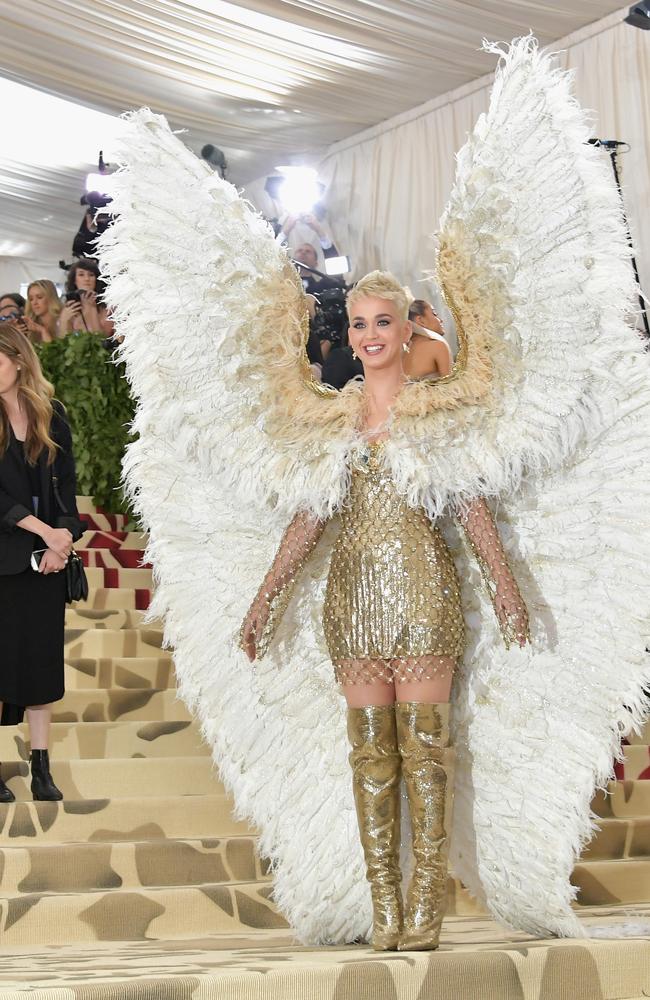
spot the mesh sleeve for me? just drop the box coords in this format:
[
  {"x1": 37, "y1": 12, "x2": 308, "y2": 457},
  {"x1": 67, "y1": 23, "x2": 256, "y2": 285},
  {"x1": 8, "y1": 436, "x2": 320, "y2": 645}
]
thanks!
[
  {"x1": 240, "y1": 511, "x2": 327, "y2": 658},
  {"x1": 457, "y1": 498, "x2": 530, "y2": 648}
]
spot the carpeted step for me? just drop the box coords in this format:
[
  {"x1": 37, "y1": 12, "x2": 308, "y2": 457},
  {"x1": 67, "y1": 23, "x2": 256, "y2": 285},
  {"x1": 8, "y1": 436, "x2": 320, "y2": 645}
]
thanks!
[
  {"x1": 83, "y1": 566, "x2": 154, "y2": 589},
  {"x1": 79, "y1": 549, "x2": 149, "y2": 570},
  {"x1": 65, "y1": 627, "x2": 165, "y2": 658},
  {"x1": 573, "y1": 859, "x2": 650, "y2": 906},
  {"x1": 0, "y1": 795, "x2": 251, "y2": 844},
  {"x1": 0, "y1": 836, "x2": 267, "y2": 896},
  {"x1": 593, "y1": 780, "x2": 650, "y2": 819},
  {"x1": 582, "y1": 817, "x2": 650, "y2": 860},
  {"x1": 65, "y1": 608, "x2": 152, "y2": 630},
  {"x1": 2, "y1": 914, "x2": 650, "y2": 999},
  {"x1": 0, "y1": 880, "x2": 286, "y2": 946},
  {"x1": 77, "y1": 587, "x2": 140, "y2": 610},
  {"x1": 79, "y1": 507, "x2": 130, "y2": 533},
  {"x1": 0, "y1": 721, "x2": 208, "y2": 760},
  {"x1": 76, "y1": 530, "x2": 149, "y2": 551},
  {"x1": 625, "y1": 722, "x2": 650, "y2": 746},
  {"x1": 52, "y1": 688, "x2": 190, "y2": 723},
  {"x1": 2, "y1": 757, "x2": 219, "y2": 801},
  {"x1": 65, "y1": 657, "x2": 174, "y2": 689},
  {"x1": 618, "y1": 744, "x2": 650, "y2": 780}
]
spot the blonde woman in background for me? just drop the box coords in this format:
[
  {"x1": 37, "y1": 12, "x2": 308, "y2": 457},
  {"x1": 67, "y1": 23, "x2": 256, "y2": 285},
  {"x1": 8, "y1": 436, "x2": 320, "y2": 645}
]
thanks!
[{"x1": 24, "y1": 281, "x2": 62, "y2": 344}]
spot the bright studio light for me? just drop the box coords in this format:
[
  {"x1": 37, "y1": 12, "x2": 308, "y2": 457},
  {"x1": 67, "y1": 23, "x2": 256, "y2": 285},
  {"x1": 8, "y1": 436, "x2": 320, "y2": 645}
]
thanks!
[
  {"x1": 85, "y1": 172, "x2": 119, "y2": 195},
  {"x1": 324, "y1": 255, "x2": 351, "y2": 276},
  {"x1": 275, "y1": 166, "x2": 321, "y2": 216}
]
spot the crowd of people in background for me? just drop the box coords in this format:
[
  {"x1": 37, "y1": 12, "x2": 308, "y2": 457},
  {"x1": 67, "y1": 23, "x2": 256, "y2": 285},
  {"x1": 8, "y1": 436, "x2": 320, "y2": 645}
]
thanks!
[
  {"x1": 0, "y1": 258, "x2": 113, "y2": 345},
  {"x1": 3, "y1": 220, "x2": 453, "y2": 391}
]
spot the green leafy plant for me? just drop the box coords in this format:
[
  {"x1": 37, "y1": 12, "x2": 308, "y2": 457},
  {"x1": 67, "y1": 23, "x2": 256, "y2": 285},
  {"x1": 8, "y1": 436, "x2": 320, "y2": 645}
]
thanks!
[{"x1": 36, "y1": 332, "x2": 134, "y2": 514}]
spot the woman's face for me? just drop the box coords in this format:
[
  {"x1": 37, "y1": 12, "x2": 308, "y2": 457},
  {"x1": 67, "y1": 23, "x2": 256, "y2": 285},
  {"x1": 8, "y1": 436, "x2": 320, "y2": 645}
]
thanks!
[
  {"x1": 28, "y1": 287, "x2": 48, "y2": 317},
  {"x1": 0, "y1": 351, "x2": 19, "y2": 395},
  {"x1": 75, "y1": 268, "x2": 96, "y2": 291},
  {"x1": 417, "y1": 304, "x2": 444, "y2": 335},
  {"x1": 347, "y1": 296, "x2": 411, "y2": 373}
]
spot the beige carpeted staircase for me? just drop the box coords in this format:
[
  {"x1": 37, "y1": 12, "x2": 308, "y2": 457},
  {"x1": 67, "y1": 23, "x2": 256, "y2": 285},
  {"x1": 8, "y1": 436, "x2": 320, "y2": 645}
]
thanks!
[
  {"x1": 0, "y1": 497, "x2": 649, "y2": 998},
  {"x1": 0, "y1": 499, "x2": 282, "y2": 950}
]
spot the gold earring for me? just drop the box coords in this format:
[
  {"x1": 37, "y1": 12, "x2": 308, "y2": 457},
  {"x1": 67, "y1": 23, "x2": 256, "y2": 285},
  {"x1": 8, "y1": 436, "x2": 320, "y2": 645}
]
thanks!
[
  {"x1": 352, "y1": 350, "x2": 357, "y2": 360},
  {"x1": 402, "y1": 342, "x2": 411, "y2": 354}
]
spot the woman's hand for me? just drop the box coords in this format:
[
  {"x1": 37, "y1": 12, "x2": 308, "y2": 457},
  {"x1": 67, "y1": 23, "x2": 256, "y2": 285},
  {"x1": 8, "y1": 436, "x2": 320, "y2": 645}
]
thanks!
[
  {"x1": 23, "y1": 316, "x2": 45, "y2": 338},
  {"x1": 239, "y1": 594, "x2": 272, "y2": 662},
  {"x1": 39, "y1": 549, "x2": 67, "y2": 575},
  {"x1": 494, "y1": 593, "x2": 530, "y2": 648},
  {"x1": 59, "y1": 302, "x2": 81, "y2": 333},
  {"x1": 79, "y1": 290, "x2": 97, "y2": 310},
  {"x1": 44, "y1": 527, "x2": 73, "y2": 560}
]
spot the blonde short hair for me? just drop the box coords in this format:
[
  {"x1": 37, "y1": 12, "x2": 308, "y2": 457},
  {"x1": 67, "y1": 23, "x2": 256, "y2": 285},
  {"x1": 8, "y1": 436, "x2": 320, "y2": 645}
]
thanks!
[{"x1": 346, "y1": 270, "x2": 410, "y2": 322}]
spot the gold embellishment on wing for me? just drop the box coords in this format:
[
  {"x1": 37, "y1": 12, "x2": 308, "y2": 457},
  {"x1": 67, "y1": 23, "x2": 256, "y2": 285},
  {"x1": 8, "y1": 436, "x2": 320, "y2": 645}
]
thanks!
[{"x1": 299, "y1": 307, "x2": 339, "y2": 398}]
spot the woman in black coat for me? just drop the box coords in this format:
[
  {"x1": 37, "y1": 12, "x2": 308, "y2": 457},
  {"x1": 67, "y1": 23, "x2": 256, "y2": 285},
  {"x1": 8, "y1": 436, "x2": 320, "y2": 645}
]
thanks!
[{"x1": 0, "y1": 323, "x2": 84, "y2": 802}]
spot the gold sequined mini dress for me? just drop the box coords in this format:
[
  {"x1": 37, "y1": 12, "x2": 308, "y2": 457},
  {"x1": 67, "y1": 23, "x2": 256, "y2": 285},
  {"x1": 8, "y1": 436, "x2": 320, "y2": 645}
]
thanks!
[{"x1": 323, "y1": 443, "x2": 465, "y2": 684}]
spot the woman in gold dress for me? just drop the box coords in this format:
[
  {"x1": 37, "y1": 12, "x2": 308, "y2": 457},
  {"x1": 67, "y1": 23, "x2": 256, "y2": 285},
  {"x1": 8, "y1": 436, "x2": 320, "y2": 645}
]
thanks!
[{"x1": 240, "y1": 271, "x2": 530, "y2": 952}]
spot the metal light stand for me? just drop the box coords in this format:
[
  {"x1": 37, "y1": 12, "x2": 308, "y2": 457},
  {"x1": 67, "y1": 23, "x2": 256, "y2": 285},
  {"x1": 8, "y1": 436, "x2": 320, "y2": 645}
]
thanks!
[{"x1": 592, "y1": 139, "x2": 650, "y2": 339}]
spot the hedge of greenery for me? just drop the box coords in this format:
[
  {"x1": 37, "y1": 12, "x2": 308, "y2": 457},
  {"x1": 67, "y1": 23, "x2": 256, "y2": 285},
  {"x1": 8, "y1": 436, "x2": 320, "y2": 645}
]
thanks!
[{"x1": 36, "y1": 332, "x2": 134, "y2": 514}]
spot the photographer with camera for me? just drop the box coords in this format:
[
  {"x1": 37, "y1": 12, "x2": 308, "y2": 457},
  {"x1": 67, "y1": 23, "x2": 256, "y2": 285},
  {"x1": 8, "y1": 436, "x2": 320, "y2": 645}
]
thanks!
[
  {"x1": 289, "y1": 238, "x2": 347, "y2": 360},
  {"x1": 59, "y1": 259, "x2": 114, "y2": 338}
]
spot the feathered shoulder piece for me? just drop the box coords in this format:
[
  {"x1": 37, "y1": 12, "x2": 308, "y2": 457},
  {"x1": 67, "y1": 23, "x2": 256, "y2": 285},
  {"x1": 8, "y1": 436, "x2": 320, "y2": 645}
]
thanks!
[{"x1": 102, "y1": 36, "x2": 637, "y2": 524}]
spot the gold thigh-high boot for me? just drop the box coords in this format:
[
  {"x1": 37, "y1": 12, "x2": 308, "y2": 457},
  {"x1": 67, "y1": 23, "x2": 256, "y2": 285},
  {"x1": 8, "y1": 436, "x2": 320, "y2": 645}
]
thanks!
[
  {"x1": 396, "y1": 701, "x2": 454, "y2": 951},
  {"x1": 347, "y1": 705, "x2": 403, "y2": 950}
]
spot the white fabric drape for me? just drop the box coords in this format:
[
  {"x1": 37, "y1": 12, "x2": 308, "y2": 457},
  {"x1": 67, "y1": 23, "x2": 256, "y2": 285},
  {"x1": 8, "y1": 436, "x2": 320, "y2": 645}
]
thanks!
[
  {"x1": 319, "y1": 8, "x2": 650, "y2": 316},
  {"x1": 0, "y1": 0, "x2": 633, "y2": 287}
]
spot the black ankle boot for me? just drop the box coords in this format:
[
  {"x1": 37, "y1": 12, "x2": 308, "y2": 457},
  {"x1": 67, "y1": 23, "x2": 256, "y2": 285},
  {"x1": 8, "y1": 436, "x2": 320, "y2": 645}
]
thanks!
[
  {"x1": 0, "y1": 766, "x2": 15, "y2": 803},
  {"x1": 30, "y1": 750, "x2": 63, "y2": 801}
]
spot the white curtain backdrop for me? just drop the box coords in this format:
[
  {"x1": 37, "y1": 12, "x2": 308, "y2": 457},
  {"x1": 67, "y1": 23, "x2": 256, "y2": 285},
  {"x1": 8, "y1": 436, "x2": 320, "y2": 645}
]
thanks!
[
  {"x1": 0, "y1": 258, "x2": 64, "y2": 296},
  {"x1": 318, "y1": 8, "x2": 650, "y2": 323}
]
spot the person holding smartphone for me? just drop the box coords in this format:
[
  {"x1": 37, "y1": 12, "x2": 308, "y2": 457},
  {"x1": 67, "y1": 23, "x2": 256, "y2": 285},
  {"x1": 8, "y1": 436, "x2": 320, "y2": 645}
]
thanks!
[
  {"x1": 0, "y1": 323, "x2": 84, "y2": 802},
  {"x1": 58, "y1": 258, "x2": 114, "y2": 337},
  {"x1": 0, "y1": 294, "x2": 30, "y2": 339}
]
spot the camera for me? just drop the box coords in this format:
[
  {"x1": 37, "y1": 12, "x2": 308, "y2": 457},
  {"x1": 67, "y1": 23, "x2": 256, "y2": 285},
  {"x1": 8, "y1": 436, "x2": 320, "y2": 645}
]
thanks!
[{"x1": 64, "y1": 290, "x2": 82, "y2": 303}]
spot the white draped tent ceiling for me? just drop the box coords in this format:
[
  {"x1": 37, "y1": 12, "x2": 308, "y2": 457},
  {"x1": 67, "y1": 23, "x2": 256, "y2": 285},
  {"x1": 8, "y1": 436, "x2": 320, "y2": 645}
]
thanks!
[{"x1": 0, "y1": 0, "x2": 636, "y2": 282}]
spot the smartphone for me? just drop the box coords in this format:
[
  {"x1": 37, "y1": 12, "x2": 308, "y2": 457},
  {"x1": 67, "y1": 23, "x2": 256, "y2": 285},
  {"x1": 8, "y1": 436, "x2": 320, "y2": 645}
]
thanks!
[{"x1": 30, "y1": 549, "x2": 46, "y2": 571}]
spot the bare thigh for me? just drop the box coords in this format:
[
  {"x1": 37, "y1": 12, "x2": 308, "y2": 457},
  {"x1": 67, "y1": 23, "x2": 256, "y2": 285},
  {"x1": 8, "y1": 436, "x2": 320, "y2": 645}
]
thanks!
[
  {"x1": 339, "y1": 656, "x2": 457, "y2": 708},
  {"x1": 393, "y1": 655, "x2": 457, "y2": 705},
  {"x1": 340, "y1": 660, "x2": 395, "y2": 708}
]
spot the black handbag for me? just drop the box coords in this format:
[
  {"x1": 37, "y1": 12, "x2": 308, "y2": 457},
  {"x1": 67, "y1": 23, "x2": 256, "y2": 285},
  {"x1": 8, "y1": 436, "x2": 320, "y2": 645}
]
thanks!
[
  {"x1": 62, "y1": 549, "x2": 89, "y2": 604},
  {"x1": 52, "y1": 475, "x2": 89, "y2": 604}
]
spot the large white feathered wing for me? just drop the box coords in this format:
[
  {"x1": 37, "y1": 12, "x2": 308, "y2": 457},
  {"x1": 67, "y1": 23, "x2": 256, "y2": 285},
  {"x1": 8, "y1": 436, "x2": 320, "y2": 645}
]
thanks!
[
  {"x1": 98, "y1": 112, "x2": 370, "y2": 944},
  {"x1": 434, "y1": 40, "x2": 650, "y2": 936},
  {"x1": 99, "y1": 33, "x2": 650, "y2": 945}
]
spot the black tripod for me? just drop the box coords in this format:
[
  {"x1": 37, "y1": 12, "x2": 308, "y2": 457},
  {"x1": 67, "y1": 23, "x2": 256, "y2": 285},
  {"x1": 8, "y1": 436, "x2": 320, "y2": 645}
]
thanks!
[{"x1": 590, "y1": 138, "x2": 650, "y2": 339}]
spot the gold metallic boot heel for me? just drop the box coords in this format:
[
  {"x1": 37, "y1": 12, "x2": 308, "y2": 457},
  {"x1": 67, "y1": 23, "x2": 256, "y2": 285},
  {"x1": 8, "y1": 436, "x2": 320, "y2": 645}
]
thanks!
[
  {"x1": 396, "y1": 702, "x2": 454, "y2": 952},
  {"x1": 347, "y1": 705, "x2": 403, "y2": 950}
]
